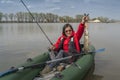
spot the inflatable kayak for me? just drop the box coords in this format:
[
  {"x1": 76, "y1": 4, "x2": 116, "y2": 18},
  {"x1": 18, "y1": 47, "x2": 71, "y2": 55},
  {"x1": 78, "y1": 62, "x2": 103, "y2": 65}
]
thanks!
[{"x1": 0, "y1": 45, "x2": 95, "y2": 80}]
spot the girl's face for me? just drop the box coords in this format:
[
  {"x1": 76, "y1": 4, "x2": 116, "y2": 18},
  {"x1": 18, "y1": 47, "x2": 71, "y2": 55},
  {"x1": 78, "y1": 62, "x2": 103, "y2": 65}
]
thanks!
[{"x1": 65, "y1": 27, "x2": 73, "y2": 37}]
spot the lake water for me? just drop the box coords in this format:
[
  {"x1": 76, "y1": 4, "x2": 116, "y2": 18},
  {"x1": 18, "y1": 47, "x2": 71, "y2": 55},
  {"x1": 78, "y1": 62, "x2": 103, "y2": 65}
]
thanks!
[{"x1": 0, "y1": 23, "x2": 120, "y2": 80}]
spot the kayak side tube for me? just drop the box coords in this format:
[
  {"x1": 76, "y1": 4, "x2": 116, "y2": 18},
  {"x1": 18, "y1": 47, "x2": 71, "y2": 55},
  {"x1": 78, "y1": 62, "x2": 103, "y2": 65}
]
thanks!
[{"x1": 0, "y1": 53, "x2": 49, "y2": 80}]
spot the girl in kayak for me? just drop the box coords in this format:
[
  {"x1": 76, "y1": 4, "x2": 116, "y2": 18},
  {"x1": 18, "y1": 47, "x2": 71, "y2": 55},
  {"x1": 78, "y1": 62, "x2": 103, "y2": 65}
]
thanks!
[{"x1": 41, "y1": 15, "x2": 89, "y2": 74}]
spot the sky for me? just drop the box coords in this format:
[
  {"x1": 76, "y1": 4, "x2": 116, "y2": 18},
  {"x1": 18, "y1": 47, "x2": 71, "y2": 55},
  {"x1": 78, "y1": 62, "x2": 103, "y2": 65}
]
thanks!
[{"x1": 0, "y1": 0, "x2": 120, "y2": 20}]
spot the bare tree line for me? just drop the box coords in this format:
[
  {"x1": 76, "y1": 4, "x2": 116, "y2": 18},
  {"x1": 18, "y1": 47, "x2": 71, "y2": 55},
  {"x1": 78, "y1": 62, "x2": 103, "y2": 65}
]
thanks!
[
  {"x1": 0, "y1": 12, "x2": 115, "y2": 23},
  {"x1": 0, "y1": 12, "x2": 84, "y2": 23}
]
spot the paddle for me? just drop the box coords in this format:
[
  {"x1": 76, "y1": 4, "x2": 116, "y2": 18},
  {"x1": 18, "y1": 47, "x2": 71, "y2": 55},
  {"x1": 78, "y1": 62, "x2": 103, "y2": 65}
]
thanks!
[
  {"x1": 0, "y1": 48, "x2": 105, "y2": 77},
  {"x1": 89, "y1": 48, "x2": 105, "y2": 53}
]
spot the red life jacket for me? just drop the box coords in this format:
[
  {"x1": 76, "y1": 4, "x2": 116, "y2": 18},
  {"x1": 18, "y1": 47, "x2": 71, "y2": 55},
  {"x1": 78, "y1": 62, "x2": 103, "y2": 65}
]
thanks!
[
  {"x1": 54, "y1": 32, "x2": 80, "y2": 53},
  {"x1": 53, "y1": 23, "x2": 84, "y2": 53},
  {"x1": 61, "y1": 33, "x2": 80, "y2": 53}
]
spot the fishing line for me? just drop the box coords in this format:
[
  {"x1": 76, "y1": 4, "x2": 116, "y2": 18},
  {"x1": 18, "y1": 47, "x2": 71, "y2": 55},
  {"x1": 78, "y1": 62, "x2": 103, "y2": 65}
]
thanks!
[{"x1": 20, "y1": 0, "x2": 53, "y2": 45}]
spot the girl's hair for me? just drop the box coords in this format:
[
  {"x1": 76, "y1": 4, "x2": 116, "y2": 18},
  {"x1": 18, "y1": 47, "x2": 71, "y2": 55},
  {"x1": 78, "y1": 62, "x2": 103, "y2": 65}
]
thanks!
[{"x1": 62, "y1": 23, "x2": 73, "y2": 36}]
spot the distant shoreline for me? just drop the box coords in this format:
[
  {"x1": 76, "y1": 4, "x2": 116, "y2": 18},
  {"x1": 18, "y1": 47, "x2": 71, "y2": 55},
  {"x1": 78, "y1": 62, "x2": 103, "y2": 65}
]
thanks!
[{"x1": 0, "y1": 21, "x2": 118, "y2": 23}]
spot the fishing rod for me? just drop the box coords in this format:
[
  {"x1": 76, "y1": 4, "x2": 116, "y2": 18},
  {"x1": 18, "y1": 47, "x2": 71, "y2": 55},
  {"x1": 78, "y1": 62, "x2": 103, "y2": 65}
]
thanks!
[{"x1": 20, "y1": 0, "x2": 53, "y2": 45}]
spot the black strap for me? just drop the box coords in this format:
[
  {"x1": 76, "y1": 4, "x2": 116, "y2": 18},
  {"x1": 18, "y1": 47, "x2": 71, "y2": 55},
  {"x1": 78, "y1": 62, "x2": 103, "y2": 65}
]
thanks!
[
  {"x1": 54, "y1": 73, "x2": 64, "y2": 79},
  {"x1": 57, "y1": 38, "x2": 65, "y2": 52}
]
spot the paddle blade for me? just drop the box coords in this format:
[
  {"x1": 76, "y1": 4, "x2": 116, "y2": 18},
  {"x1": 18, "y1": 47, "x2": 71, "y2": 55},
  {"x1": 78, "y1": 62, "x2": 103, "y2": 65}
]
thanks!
[
  {"x1": 95, "y1": 48, "x2": 105, "y2": 53},
  {"x1": 0, "y1": 69, "x2": 18, "y2": 77}
]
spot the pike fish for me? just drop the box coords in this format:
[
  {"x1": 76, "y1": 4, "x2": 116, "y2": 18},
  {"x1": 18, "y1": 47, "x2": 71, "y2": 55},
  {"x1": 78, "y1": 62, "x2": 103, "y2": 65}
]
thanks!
[{"x1": 84, "y1": 14, "x2": 90, "y2": 53}]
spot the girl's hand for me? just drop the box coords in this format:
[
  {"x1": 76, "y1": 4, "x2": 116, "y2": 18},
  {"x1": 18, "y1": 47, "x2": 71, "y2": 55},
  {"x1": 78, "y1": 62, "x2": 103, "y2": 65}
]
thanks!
[
  {"x1": 81, "y1": 14, "x2": 89, "y2": 24},
  {"x1": 49, "y1": 45, "x2": 56, "y2": 51}
]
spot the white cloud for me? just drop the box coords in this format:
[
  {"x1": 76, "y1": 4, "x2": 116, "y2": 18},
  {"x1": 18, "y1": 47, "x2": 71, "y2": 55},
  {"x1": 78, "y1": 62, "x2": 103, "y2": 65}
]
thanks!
[
  {"x1": 45, "y1": 0, "x2": 61, "y2": 3},
  {"x1": 70, "y1": 6, "x2": 75, "y2": 9},
  {"x1": 27, "y1": 5, "x2": 32, "y2": 9},
  {"x1": 82, "y1": 0, "x2": 90, "y2": 3},
  {"x1": 83, "y1": 0, "x2": 105, "y2": 4},
  {"x1": 0, "y1": 0, "x2": 14, "y2": 4},
  {"x1": 48, "y1": 7, "x2": 61, "y2": 12}
]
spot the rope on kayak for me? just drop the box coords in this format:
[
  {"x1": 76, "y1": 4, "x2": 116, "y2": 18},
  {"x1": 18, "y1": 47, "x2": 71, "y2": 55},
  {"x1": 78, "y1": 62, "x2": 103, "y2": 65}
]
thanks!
[
  {"x1": 71, "y1": 62, "x2": 81, "y2": 69},
  {"x1": 20, "y1": 0, "x2": 53, "y2": 45}
]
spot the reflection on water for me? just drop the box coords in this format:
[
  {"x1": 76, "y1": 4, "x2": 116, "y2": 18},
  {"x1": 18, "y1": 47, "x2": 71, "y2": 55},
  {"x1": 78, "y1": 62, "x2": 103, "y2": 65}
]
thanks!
[
  {"x1": 0, "y1": 23, "x2": 65, "y2": 72},
  {"x1": 93, "y1": 75, "x2": 104, "y2": 80},
  {"x1": 84, "y1": 63, "x2": 104, "y2": 80},
  {"x1": 0, "y1": 23, "x2": 120, "y2": 80}
]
